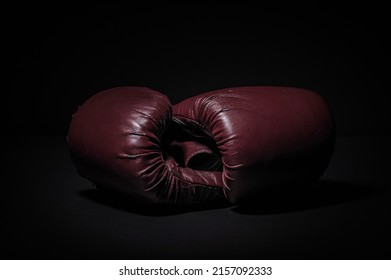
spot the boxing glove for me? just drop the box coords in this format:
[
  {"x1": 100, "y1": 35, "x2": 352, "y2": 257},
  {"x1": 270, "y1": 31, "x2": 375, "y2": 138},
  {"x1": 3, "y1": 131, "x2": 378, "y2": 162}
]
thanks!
[
  {"x1": 172, "y1": 86, "x2": 335, "y2": 204},
  {"x1": 67, "y1": 87, "x2": 226, "y2": 204}
]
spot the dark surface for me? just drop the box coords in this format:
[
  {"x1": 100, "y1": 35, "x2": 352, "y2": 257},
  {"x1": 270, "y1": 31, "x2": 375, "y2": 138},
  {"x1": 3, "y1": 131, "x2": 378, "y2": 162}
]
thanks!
[{"x1": 2, "y1": 134, "x2": 390, "y2": 259}]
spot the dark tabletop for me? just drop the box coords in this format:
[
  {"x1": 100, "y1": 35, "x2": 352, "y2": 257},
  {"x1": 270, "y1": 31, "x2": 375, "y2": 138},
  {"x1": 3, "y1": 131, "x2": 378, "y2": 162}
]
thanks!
[{"x1": 2, "y1": 134, "x2": 390, "y2": 260}]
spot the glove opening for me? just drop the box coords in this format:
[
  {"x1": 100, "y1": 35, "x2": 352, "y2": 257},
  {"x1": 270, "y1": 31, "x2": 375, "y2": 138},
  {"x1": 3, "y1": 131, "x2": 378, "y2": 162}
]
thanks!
[{"x1": 162, "y1": 121, "x2": 222, "y2": 171}]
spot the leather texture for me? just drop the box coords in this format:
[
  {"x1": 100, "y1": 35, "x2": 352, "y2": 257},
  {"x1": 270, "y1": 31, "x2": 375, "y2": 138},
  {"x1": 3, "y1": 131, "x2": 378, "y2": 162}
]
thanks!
[
  {"x1": 67, "y1": 87, "x2": 225, "y2": 204},
  {"x1": 173, "y1": 86, "x2": 335, "y2": 204}
]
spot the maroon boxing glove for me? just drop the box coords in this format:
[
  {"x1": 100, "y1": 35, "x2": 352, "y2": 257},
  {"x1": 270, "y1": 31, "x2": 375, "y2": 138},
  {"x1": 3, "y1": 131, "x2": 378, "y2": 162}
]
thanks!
[
  {"x1": 67, "y1": 87, "x2": 225, "y2": 204},
  {"x1": 172, "y1": 87, "x2": 335, "y2": 204}
]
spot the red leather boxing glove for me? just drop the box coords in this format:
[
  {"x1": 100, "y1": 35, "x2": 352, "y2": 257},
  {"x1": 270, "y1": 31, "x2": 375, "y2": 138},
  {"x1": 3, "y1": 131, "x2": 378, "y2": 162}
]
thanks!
[
  {"x1": 172, "y1": 87, "x2": 335, "y2": 204},
  {"x1": 67, "y1": 87, "x2": 225, "y2": 204}
]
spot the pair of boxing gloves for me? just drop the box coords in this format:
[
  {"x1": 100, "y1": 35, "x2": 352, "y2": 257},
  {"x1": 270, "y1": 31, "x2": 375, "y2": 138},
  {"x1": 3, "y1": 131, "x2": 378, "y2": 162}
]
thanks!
[{"x1": 67, "y1": 86, "x2": 335, "y2": 205}]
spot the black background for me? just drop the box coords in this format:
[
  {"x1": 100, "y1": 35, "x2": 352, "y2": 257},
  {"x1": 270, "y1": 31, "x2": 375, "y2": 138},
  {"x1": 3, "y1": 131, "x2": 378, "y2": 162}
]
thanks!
[
  {"x1": 3, "y1": 3, "x2": 390, "y2": 137},
  {"x1": 2, "y1": 4, "x2": 390, "y2": 260}
]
